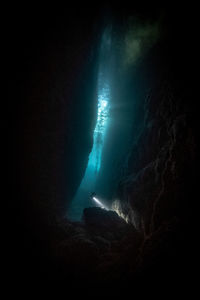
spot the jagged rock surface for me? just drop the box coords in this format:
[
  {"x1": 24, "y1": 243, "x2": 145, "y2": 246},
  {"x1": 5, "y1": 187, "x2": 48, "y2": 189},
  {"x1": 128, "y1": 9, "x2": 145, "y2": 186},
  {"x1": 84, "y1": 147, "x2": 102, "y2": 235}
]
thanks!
[
  {"x1": 118, "y1": 82, "x2": 195, "y2": 235},
  {"x1": 49, "y1": 208, "x2": 142, "y2": 283}
]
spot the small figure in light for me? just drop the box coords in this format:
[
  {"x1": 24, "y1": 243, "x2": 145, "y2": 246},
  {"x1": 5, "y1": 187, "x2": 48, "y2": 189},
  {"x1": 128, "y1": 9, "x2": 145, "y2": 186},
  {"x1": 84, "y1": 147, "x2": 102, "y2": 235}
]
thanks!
[
  {"x1": 90, "y1": 192, "x2": 97, "y2": 200},
  {"x1": 89, "y1": 192, "x2": 107, "y2": 210}
]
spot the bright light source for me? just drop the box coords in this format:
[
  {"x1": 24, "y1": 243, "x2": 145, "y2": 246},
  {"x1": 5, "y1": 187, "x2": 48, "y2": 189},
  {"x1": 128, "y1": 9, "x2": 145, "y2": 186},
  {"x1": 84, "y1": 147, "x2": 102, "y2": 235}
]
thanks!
[
  {"x1": 101, "y1": 100, "x2": 107, "y2": 108},
  {"x1": 92, "y1": 197, "x2": 107, "y2": 210}
]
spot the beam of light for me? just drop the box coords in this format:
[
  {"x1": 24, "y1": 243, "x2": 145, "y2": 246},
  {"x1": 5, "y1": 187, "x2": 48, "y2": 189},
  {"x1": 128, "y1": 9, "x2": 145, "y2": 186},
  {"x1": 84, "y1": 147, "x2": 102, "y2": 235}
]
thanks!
[
  {"x1": 67, "y1": 26, "x2": 111, "y2": 220},
  {"x1": 93, "y1": 197, "x2": 107, "y2": 210},
  {"x1": 84, "y1": 81, "x2": 110, "y2": 174}
]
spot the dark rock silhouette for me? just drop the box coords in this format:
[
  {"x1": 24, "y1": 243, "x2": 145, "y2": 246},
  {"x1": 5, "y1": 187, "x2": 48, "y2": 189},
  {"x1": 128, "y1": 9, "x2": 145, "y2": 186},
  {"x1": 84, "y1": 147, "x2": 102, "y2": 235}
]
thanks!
[{"x1": 83, "y1": 207, "x2": 127, "y2": 231}]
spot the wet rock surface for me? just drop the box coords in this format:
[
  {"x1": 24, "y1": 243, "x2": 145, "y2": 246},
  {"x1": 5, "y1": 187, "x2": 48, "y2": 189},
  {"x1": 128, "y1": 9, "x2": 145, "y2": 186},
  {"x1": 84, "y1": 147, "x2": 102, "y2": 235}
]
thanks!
[
  {"x1": 48, "y1": 208, "x2": 142, "y2": 284},
  {"x1": 118, "y1": 81, "x2": 196, "y2": 234},
  {"x1": 83, "y1": 207, "x2": 128, "y2": 238},
  {"x1": 48, "y1": 206, "x2": 182, "y2": 285}
]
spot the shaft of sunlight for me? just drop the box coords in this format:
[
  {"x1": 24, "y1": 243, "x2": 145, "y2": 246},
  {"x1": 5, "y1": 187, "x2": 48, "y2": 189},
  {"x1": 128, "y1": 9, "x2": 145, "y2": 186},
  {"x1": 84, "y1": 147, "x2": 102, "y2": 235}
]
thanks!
[{"x1": 67, "y1": 26, "x2": 112, "y2": 220}]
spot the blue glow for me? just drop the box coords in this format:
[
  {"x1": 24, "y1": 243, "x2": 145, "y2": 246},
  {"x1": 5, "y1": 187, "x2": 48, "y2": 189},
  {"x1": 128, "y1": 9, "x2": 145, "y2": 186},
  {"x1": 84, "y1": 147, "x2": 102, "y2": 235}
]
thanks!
[
  {"x1": 67, "y1": 78, "x2": 110, "y2": 220},
  {"x1": 89, "y1": 82, "x2": 110, "y2": 172},
  {"x1": 67, "y1": 27, "x2": 111, "y2": 220}
]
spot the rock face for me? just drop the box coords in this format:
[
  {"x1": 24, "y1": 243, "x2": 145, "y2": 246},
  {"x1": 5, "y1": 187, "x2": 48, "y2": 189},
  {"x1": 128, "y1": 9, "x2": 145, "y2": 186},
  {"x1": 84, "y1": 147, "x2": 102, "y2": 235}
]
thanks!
[
  {"x1": 118, "y1": 81, "x2": 196, "y2": 233},
  {"x1": 112, "y1": 75, "x2": 197, "y2": 286},
  {"x1": 111, "y1": 7, "x2": 197, "y2": 240},
  {"x1": 11, "y1": 10, "x2": 102, "y2": 227},
  {"x1": 51, "y1": 208, "x2": 142, "y2": 284},
  {"x1": 83, "y1": 207, "x2": 127, "y2": 232}
]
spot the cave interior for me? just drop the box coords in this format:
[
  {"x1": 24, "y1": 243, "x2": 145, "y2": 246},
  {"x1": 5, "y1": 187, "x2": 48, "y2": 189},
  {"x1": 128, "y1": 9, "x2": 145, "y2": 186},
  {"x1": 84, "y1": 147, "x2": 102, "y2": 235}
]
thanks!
[{"x1": 9, "y1": 2, "x2": 197, "y2": 287}]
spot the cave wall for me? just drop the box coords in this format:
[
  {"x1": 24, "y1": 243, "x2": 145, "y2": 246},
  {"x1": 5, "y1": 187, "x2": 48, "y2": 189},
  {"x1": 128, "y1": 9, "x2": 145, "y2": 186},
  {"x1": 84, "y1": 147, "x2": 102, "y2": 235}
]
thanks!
[
  {"x1": 116, "y1": 10, "x2": 197, "y2": 236},
  {"x1": 118, "y1": 80, "x2": 196, "y2": 230},
  {"x1": 10, "y1": 7, "x2": 105, "y2": 231}
]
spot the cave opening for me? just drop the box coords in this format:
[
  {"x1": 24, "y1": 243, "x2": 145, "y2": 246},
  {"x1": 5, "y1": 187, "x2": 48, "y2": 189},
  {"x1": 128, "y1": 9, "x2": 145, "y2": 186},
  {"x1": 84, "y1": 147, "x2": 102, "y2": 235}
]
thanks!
[{"x1": 67, "y1": 26, "x2": 112, "y2": 220}]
